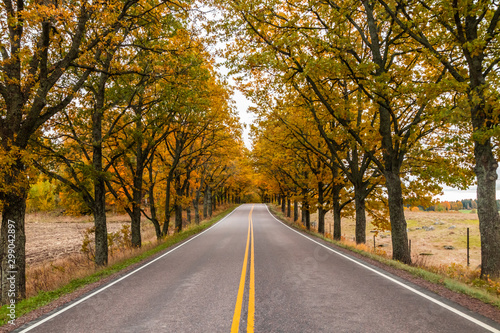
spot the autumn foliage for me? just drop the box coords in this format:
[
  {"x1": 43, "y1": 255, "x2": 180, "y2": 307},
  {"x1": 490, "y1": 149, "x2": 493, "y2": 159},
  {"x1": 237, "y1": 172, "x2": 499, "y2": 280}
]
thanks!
[
  {"x1": 0, "y1": 0, "x2": 255, "y2": 303},
  {"x1": 215, "y1": 0, "x2": 500, "y2": 278}
]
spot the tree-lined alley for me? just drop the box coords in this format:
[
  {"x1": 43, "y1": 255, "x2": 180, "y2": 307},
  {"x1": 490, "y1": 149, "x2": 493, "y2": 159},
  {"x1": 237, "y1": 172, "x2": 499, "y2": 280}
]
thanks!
[{"x1": 215, "y1": 0, "x2": 500, "y2": 278}]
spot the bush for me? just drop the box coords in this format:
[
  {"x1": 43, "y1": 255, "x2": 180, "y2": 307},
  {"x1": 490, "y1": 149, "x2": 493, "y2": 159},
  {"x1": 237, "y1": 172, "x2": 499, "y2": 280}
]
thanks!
[
  {"x1": 27, "y1": 180, "x2": 57, "y2": 212},
  {"x1": 81, "y1": 224, "x2": 132, "y2": 260}
]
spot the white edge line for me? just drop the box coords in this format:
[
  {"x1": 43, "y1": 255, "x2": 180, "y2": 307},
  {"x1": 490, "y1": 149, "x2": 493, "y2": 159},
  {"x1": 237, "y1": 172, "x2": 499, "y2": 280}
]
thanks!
[
  {"x1": 264, "y1": 205, "x2": 500, "y2": 333},
  {"x1": 19, "y1": 206, "x2": 241, "y2": 333}
]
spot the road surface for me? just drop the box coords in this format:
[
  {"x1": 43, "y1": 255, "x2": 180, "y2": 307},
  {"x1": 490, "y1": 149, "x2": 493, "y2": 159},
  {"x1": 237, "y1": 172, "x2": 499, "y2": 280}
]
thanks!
[{"x1": 16, "y1": 204, "x2": 500, "y2": 332}]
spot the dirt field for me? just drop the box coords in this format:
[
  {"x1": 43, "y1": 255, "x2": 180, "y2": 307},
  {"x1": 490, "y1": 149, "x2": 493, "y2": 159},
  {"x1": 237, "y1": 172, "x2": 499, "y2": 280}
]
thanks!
[
  {"x1": 311, "y1": 209, "x2": 481, "y2": 269},
  {"x1": 25, "y1": 212, "x2": 153, "y2": 267}
]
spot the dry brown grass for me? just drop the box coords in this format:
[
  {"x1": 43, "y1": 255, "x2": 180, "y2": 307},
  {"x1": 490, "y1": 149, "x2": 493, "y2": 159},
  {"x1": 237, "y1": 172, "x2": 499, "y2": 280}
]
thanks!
[
  {"x1": 26, "y1": 241, "x2": 161, "y2": 298},
  {"x1": 24, "y1": 205, "x2": 230, "y2": 298},
  {"x1": 25, "y1": 211, "x2": 132, "y2": 224},
  {"x1": 312, "y1": 209, "x2": 481, "y2": 269}
]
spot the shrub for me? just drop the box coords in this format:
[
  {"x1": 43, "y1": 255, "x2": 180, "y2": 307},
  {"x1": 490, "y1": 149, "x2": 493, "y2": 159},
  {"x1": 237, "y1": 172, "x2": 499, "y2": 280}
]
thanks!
[
  {"x1": 81, "y1": 224, "x2": 133, "y2": 260},
  {"x1": 27, "y1": 180, "x2": 57, "y2": 212}
]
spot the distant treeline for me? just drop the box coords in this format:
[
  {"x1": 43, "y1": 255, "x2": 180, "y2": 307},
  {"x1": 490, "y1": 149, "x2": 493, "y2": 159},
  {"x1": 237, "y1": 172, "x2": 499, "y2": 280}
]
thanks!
[{"x1": 408, "y1": 199, "x2": 500, "y2": 212}]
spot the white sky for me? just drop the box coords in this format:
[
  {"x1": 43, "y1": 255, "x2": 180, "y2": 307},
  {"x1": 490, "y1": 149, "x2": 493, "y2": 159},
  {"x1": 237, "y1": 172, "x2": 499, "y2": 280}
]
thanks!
[
  {"x1": 437, "y1": 185, "x2": 500, "y2": 202},
  {"x1": 232, "y1": 89, "x2": 256, "y2": 150},
  {"x1": 213, "y1": 47, "x2": 256, "y2": 150},
  {"x1": 436, "y1": 187, "x2": 478, "y2": 202}
]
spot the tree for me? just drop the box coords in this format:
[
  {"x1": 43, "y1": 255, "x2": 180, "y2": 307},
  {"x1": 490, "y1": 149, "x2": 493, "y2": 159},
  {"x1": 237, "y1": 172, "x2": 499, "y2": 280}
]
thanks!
[
  {"x1": 377, "y1": 0, "x2": 500, "y2": 278},
  {"x1": 217, "y1": 0, "x2": 472, "y2": 264},
  {"x1": 0, "y1": 0, "x2": 153, "y2": 303},
  {"x1": 105, "y1": 23, "x2": 209, "y2": 244}
]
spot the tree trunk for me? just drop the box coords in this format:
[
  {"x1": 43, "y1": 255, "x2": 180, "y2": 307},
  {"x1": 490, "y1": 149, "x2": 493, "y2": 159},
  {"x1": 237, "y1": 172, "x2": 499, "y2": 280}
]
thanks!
[
  {"x1": 194, "y1": 187, "x2": 201, "y2": 224},
  {"x1": 162, "y1": 176, "x2": 172, "y2": 236},
  {"x1": 203, "y1": 186, "x2": 208, "y2": 219},
  {"x1": 474, "y1": 138, "x2": 500, "y2": 278},
  {"x1": 330, "y1": 181, "x2": 343, "y2": 241},
  {"x1": 131, "y1": 166, "x2": 143, "y2": 247},
  {"x1": 293, "y1": 200, "x2": 298, "y2": 222},
  {"x1": 174, "y1": 173, "x2": 183, "y2": 232},
  {"x1": 304, "y1": 203, "x2": 310, "y2": 230},
  {"x1": 464, "y1": 61, "x2": 500, "y2": 277},
  {"x1": 92, "y1": 99, "x2": 108, "y2": 267},
  {"x1": 318, "y1": 181, "x2": 325, "y2": 234},
  {"x1": 281, "y1": 196, "x2": 286, "y2": 214},
  {"x1": 287, "y1": 198, "x2": 291, "y2": 218},
  {"x1": 362, "y1": 0, "x2": 410, "y2": 263},
  {"x1": 175, "y1": 203, "x2": 183, "y2": 232},
  {"x1": 375, "y1": 78, "x2": 410, "y2": 262},
  {"x1": 130, "y1": 112, "x2": 144, "y2": 247},
  {"x1": 93, "y1": 193, "x2": 108, "y2": 266},
  {"x1": 207, "y1": 186, "x2": 212, "y2": 217},
  {"x1": 354, "y1": 185, "x2": 367, "y2": 244},
  {"x1": 333, "y1": 200, "x2": 341, "y2": 241},
  {"x1": 385, "y1": 171, "x2": 411, "y2": 264},
  {"x1": 186, "y1": 188, "x2": 192, "y2": 224},
  {"x1": 148, "y1": 164, "x2": 162, "y2": 239},
  {"x1": 318, "y1": 207, "x2": 325, "y2": 235},
  {"x1": 302, "y1": 195, "x2": 310, "y2": 230},
  {"x1": 0, "y1": 181, "x2": 27, "y2": 304}
]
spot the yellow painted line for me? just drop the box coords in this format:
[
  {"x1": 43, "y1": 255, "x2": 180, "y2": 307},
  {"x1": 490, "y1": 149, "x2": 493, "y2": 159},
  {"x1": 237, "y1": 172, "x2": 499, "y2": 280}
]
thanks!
[
  {"x1": 231, "y1": 205, "x2": 253, "y2": 333},
  {"x1": 247, "y1": 207, "x2": 255, "y2": 333}
]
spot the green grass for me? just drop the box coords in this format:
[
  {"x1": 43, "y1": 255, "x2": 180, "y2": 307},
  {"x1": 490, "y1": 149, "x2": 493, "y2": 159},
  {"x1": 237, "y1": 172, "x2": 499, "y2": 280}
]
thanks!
[
  {"x1": 457, "y1": 234, "x2": 481, "y2": 248},
  {"x1": 0, "y1": 205, "x2": 238, "y2": 327},
  {"x1": 268, "y1": 205, "x2": 500, "y2": 310},
  {"x1": 405, "y1": 219, "x2": 420, "y2": 228},
  {"x1": 448, "y1": 219, "x2": 479, "y2": 225}
]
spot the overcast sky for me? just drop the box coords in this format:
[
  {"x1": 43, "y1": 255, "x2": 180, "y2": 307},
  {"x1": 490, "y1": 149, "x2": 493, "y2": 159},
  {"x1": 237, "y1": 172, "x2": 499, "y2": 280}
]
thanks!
[
  {"x1": 437, "y1": 185, "x2": 500, "y2": 202},
  {"x1": 214, "y1": 48, "x2": 256, "y2": 150},
  {"x1": 232, "y1": 89, "x2": 256, "y2": 150},
  {"x1": 436, "y1": 187, "x2": 478, "y2": 202}
]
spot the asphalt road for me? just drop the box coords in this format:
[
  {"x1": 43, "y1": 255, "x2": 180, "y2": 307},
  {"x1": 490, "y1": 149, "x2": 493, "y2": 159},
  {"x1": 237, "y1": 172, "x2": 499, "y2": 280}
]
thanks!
[{"x1": 16, "y1": 204, "x2": 500, "y2": 332}]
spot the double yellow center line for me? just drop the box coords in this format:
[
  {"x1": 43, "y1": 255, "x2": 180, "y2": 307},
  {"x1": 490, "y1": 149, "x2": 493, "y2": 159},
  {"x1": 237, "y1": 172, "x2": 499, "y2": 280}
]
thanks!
[{"x1": 231, "y1": 205, "x2": 255, "y2": 333}]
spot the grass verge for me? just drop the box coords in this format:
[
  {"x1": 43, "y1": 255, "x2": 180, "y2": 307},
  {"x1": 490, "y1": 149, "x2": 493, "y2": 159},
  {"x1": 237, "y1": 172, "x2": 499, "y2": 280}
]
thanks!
[
  {"x1": 0, "y1": 205, "x2": 238, "y2": 327},
  {"x1": 268, "y1": 205, "x2": 500, "y2": 309}
]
